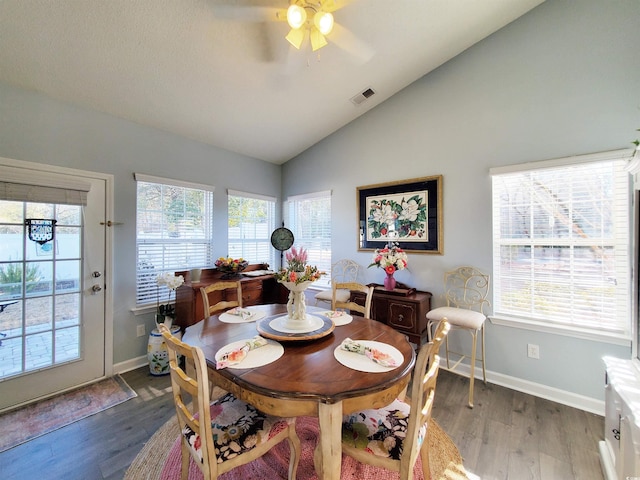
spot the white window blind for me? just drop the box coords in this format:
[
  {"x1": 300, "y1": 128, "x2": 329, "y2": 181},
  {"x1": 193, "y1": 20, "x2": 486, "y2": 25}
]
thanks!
[
  {"x1": 284, "y1": 190, "x2": 331, "y2": 287},
  {"x1": 227, "y1": 190, "x2": 276, "y2": 267},
  {"x1": 135, "y1": 174, "x2": 214, "y2": 306},
  {"x1": 491, "y1": 153, "x2": 630, "y2": 336}
]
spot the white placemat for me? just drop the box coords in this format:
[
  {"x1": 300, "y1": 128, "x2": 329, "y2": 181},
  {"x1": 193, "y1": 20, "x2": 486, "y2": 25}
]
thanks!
[
  {"x1": 215, "y1": 338, "x2": 284, "y2": 369},
  {"x1": 334, "y1": 340, "x2": 404, "y2": 373},
  {"x1": 318, "y1": 310, "x2": 352, "y2": 326},
  {"x1": 219, "y1": 307, "x2": 266, "y2": 323},
  {"x1": 269, "y1": 314, "x2": 325, "y2": 333}
]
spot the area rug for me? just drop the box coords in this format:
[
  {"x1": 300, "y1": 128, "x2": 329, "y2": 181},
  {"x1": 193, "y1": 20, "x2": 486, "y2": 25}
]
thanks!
[
  {"x1": 125, "y1": 414, "x2": 469, "y2": 480},
  {"x1": 0, "y1": 375, "x2": 137, "y2": 452}
]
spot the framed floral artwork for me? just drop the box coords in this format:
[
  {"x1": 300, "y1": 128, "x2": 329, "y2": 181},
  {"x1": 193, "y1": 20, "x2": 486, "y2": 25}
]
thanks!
[{"x1": 357, "y1": 175, "x2": 443, "y2": 254}]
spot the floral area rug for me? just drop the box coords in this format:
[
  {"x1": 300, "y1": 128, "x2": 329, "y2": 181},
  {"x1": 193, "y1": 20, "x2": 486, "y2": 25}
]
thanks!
[
  {"x1": 125, "y1": 413, "x2": 470, "y2": 480},
  {"x1": 0, "y1": 375, "x2": 137, "y2": 452}
]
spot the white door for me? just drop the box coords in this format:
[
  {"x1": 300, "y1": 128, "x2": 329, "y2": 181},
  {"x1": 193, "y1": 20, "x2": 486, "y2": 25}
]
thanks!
[{"x1": 0, "y1": 166, "x2": 106, "y2": 411}]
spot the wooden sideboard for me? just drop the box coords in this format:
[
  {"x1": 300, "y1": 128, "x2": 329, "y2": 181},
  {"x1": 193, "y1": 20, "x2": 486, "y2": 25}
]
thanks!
[
  {"x1": 352, "y1": 286, "x2": 432, "y2": 348},
  {"x1": 174, "y1": 264, "x2": 288, "y2": 329}
]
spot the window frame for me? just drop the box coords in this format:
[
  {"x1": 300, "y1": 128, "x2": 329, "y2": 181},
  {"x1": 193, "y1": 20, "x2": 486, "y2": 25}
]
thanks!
[
  {"x1": 489, "y1": 149, "x2": 632, "y2": 345},
  {"x1": 284, "y1": 190, "x2": 332, "y2": 288},
  {"x1": 227, "y1": 189, "x2": 277, "y2": 268},
  {"x1": 134, "y1": 173, "x2": 214, "y2": 308}
]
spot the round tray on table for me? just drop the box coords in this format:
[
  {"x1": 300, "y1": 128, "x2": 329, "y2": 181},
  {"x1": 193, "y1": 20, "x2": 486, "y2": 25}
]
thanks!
[{"x1": 256, "y1": 314, "x2": 335, "y2": 341}]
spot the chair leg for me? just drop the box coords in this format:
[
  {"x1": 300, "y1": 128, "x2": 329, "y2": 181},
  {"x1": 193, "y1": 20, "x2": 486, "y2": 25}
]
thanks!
[
  {"x1": 287, "y1": 422, "x2": 301, "y2": 480},
  {"x1": 444, "y1": 334, "x2": 451, "y2": 370},
  {"x1": 180, "y1": 441, "x2": 190, "y2": 480},
  {"x1": 420, "y1": 431, "x2": 431, "y2": 480},
  {"x1": 468, "y1": 329, "x2": 478, "y2": 408},
  {"x1": 480, "y1": 323, "x2": 487, "y2": 384}
]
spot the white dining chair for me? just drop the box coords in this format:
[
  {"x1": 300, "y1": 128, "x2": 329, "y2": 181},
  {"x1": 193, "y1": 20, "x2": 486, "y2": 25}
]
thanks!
[{"x1": 314, "y1": 259, "x2": 360, "y2": 307}]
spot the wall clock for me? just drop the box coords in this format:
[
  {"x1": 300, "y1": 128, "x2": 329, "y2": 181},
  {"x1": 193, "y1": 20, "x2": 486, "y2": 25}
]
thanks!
[{"x1": 271, "y1": 227, "x2": 294, "y2": 251}]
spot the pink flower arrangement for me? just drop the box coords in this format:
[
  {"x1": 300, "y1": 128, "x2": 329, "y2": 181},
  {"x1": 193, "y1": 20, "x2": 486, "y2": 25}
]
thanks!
[
  {"x1": 284, "y1": 246, "x2": 307, "y2": 271},
  {"x1": 368, "y1": 245, "x2": 408, "y2": 274},
  {"x1": 275, "y1": 246, "x2": 324, "y2": 284}
]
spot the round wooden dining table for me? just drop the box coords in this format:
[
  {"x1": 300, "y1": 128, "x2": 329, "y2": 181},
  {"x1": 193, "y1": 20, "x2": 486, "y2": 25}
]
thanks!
[{"x1": 181, "y1": 304, "x2": 416, "y2": 480}]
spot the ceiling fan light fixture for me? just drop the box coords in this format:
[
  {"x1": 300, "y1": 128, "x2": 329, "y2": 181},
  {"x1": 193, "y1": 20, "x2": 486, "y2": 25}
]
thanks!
[
  {"x1": 314, "y1": 11, "x2": 334, "y2": 35},
  {"x1": 286, "y1": 4, "x2": 307, "y2": 29},
  {"x1": 310, "y1": 28, "x2": 327, "y2": 51},
  {"x1": 286, "y1": 27, "x2": 305, "y2": 49}
]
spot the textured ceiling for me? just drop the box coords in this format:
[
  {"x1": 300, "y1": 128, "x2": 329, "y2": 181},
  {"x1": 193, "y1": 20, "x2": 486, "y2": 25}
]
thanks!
[{"x1": 0, "y1": 0, "x2": 544, "y2": 164}]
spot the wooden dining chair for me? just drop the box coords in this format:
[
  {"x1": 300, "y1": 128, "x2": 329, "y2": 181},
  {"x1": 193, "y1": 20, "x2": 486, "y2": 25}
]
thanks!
[
  {"x1": 400, "y1": 319, "x2": 450, "y2": 402},
  {"x1": 200, "y1": 281, "x2": 243, "y2": 318},
  {"x1": 157, "y1": 324, "x2": 301, "y2": 480},
  {"x1": 341, "y1": 322, "x2": 450, "y2": 480},
  {"x1": 332, "y1": 281, "x2": 373, "y2": 318}
]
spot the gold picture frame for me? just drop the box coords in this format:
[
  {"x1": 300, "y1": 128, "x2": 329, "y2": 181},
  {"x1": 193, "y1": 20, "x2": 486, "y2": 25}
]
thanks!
[{"x1": 357, "y1": 175, "x2": 443, "y2": 254}]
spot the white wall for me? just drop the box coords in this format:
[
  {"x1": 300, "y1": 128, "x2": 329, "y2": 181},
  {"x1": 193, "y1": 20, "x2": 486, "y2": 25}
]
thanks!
[
  {"x1": 0, "y1": 82, "x2": 282, "y2": 364},
  {"x1": 282, "y1": 0, "x2": 639, "y2": 407}
]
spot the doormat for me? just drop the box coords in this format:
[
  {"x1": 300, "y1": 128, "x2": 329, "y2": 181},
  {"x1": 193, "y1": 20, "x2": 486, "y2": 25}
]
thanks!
[{"x1": 0, "y1": 375, "x2": 137, "y2": 452}]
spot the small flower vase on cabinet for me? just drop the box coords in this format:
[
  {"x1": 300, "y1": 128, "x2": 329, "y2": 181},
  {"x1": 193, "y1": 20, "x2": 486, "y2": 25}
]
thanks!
[
  {"x1": 384, "y1": 272, "x2": 397, "y2": 291},
  {"x1": 147, "y1": 324, "x2": 181, "y2": 376}
]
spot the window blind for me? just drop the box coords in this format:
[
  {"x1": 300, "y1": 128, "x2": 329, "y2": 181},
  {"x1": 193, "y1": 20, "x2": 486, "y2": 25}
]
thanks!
[
  {"x1": 136, "y1": 177, "x2": 214, "y2": 306},
  {"x1": 284, "y1": 190, "x2": 332, "y2": 287},
  {"x1": 491, "y1": 154, "x2": 630, "y2": 335},
  {"x1": 227, "y1": 190, "x2": 276, "y2": 267},
  {"x1": 0, "y1": 165, "x2": 91, "y2": 205}
]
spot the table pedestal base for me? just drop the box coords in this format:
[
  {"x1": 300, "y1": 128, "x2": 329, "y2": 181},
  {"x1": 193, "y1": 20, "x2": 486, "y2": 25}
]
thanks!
[{"x1": 315, "y1": 402, "x2": 343, "y2": 480}]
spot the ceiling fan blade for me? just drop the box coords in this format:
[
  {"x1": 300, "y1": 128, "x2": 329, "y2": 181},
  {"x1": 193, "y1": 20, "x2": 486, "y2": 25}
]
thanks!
[
  {"x1": 321, "y1": 0, "x2": 358, "y2": 14},
  {"x1": 329, "y1": 23, "x2": 375, "y2": 64},
  {"x1": 213, "y1": 5, "x2": 286, "y2": 23}
]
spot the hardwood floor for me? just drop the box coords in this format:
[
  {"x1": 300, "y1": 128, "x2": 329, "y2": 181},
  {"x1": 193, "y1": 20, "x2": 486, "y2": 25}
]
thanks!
[
  {"x1": 0, "y1": 367, "x2": 604, "y2": 480},
  {"x1": 433, "y1": 371, "x2": 604, "y2": 480}
]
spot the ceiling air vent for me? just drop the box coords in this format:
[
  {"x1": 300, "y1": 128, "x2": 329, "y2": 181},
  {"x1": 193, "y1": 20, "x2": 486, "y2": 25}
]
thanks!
[{"x1": 350, "y1": 87, "x2": 376, "y2": 106}]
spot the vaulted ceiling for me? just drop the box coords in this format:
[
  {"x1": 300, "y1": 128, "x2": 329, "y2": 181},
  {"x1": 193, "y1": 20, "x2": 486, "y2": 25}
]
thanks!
[{"x1": 0, "y1": 0, "x2": 544, "y2": 164}]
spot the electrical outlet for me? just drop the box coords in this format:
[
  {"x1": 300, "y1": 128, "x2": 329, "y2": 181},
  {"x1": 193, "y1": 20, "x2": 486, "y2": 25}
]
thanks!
[
  {"x1": 527, "y1": 343, "x2": 540, "y2": 359},
  {"x1": 136, "y1": 324, "x2": 145, "y2": 337}
]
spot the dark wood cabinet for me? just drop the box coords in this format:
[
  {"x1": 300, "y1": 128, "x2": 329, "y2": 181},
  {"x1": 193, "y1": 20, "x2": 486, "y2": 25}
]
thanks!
[
  {"x1": 352, "y1": 287, "x2": 432, "y2": 348},
  {"x1": 174, "y1": 264, "x2": 288, "y2": 329}
]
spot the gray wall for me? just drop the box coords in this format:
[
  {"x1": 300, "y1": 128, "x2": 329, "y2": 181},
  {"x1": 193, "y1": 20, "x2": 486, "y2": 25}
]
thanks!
[
  {"x1": 282, "y1": 0, "x2": 639, "y2": 404},
  {"x1": 0, "y1": 83, "x2": 282, "y2": 364}
]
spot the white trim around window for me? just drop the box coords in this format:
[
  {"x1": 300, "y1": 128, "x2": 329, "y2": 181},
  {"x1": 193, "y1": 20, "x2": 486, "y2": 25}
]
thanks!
[{"x1": 490, "y1": 149, "x2": 631, "y2": 340}]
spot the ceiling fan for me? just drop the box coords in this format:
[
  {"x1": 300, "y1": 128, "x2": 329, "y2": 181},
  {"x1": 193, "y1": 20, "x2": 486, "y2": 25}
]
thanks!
[
  {"x1": 283, "y1": 0, "x2": 338, "y2": 51},
  {"x1": 212, "y1": 0, "x2": 374, "y2": 63}
]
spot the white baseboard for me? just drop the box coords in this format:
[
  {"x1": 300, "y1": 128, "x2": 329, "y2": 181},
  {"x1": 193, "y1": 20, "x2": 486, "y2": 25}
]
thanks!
[
  {"x1": 113, "y1": 355, "x2": 148, "y2": 375},
  {"x1": 441, "y1": 362, "x2": 605, "y2": 416}
]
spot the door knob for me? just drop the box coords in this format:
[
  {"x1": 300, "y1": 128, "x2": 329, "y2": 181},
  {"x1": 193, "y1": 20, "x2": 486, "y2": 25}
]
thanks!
[{"x1": 91, "y1": 284, "x2": 102, "y2": 293}]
